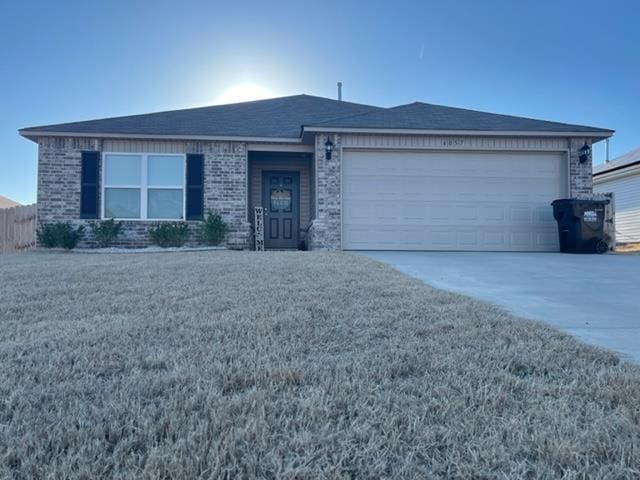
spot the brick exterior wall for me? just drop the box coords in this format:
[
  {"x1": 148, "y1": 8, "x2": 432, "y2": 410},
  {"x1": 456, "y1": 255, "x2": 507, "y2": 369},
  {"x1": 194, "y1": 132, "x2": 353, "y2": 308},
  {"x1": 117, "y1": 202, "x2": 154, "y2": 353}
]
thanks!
[
  {"x1": 36, "y1": 137, "x2": 250, "y2": 248},
  {"x1": 307, "y1": 134, "x2": 342, "y2": 250},
  {"x1": 569, "y1": 137, "x2": 593, "y2": 198},
  {"x1": 35, "y1": 134, "x2": 596, "y2": 251},
  {"x1": 187, "y1": 140, "x2": 250, "y2": 249}
]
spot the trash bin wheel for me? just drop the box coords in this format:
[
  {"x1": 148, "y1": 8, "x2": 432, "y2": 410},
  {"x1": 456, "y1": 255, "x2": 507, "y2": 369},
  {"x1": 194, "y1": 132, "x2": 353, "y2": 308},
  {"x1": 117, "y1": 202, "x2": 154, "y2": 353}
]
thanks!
[{"x1": 595, "y1": 240, "x2": 608, "y2": 254}]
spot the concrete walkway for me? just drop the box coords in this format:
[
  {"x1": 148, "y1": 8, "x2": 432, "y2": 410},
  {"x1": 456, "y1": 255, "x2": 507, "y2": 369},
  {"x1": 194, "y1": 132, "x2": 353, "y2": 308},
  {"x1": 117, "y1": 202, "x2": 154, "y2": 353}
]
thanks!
[{"x1": 363, "y1": 251, "x2": 640, "y2": 363}]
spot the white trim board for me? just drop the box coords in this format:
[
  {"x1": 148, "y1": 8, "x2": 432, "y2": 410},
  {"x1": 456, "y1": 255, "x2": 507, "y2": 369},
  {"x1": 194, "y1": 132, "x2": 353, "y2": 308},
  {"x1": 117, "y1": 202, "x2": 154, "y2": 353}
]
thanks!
[
  {"x1": 21, "y1": 130, "x2": 303, "y2": 144},
  {"x1": 304, "y1": 126, "x2": 612, "y2": 139},
  {"x1": 21, "y1": 128, "x2": 613, "y2": 144}
]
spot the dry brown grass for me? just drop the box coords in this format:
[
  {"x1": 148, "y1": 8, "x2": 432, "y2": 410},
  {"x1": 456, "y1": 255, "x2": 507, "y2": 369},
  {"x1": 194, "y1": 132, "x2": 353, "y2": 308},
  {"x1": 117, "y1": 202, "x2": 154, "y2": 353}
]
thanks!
[
  {"x1": 615, "y1": 242, "x2": 640, "y2": 253},
  {"x1": 0, "y1": 250, "x2": 639, "y2": 479}
]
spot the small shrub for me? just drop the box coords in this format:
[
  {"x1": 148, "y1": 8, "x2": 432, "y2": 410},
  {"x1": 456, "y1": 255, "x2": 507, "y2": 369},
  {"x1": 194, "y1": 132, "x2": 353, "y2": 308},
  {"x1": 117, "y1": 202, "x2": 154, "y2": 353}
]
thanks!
[
  {"x1": 148, "y1": 223, "x2": 189, "y2": 248},
  {"x1": 90, "y1": 219, "x2": 123, "y2": 248},
  {"x1": 36, "y1": 224, "x2": 59, "y2": 249},
  {"x1": 200, "y1": 211, "x2": 228, "y2": 246},
  {"x1": 37, "y1": 222, "x2": 85, "y2": 250}
]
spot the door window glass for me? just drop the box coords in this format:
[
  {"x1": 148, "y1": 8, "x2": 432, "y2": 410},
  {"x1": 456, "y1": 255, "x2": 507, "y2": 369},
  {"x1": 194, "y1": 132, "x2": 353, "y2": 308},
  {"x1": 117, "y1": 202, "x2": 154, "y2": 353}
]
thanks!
[{"x1": 270, "y1": 188, "x2": 292, "y2": 212}]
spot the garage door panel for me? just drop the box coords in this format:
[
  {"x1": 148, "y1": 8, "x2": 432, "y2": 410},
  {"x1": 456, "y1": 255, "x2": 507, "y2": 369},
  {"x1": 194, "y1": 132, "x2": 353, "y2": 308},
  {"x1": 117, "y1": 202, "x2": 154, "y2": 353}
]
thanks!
[
  {"x1": 483, "y1": 230, "x2": 507, "y2": 248},
  {"x1": 511, "y1": 231, "x2": 534, "y2": 247},
  {"x1": 457, "y1": 230, "x2": 479, "y2": 247},
  {"x1": 406, "y1": 178, "x2": 430, "y2": 196},
  {"x1": 344, "y1": 176, "x2": 376, "y2": 196},
  {"x1": 402, "y1": 203, "x2": 429, "y2": 223},
  {"x1": 534, "y1": 206, "x2": 555, "y2": 223},
  {"x1": 342, "y1": 150, "x2": 567, "y2": 251},
  {"x1": 454, "y1": 204, "x2": 479, "y2": 222},
  {"x1": 342, "y1": 226, "x2": 371, "y2": 248},
  {"x1": 454, "y1": 157, "x2": 482, "y2": 175},
  {"x1": 344, "y1": 225, "x2": 564, "y2": 251},
  {"x1": 430, "y1": 228, "x2": 455, "y2": 247},
  {"x1": 481, "y1": 205, "x2": 507, "y2": 222},
  {"x1": 430, "y1": 204, "x2": 454, "y2": 222},
  {"x1": 536, "y1": 230, "x2": 559, "y2": 248},
  {"x1": 509, "y1": 206, "x2": 533, "y2": 223}
]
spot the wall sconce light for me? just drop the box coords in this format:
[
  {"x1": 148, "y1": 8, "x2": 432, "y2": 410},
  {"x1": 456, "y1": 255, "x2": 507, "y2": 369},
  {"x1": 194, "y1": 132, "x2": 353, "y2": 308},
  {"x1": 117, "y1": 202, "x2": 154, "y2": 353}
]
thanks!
[
  {"x1": 324, "y1": 136, "x2": 334, "y2": 160},
  {"x1": 578, "y1": 142, "x2": 591, "y2": 164}
]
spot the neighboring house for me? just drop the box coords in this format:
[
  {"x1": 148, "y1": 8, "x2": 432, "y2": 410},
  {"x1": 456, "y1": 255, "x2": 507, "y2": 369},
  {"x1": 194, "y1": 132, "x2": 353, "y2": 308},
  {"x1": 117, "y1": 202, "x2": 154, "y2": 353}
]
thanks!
[
  {"x1": 594, "y1": 147, "x2": 640, "y2": 243},
  {"x1": 0, "y1": 195, "x2": 21, "y2": 209},
  {"x1": 19, "y1": 94, "x2": 613, "y2": 251}
]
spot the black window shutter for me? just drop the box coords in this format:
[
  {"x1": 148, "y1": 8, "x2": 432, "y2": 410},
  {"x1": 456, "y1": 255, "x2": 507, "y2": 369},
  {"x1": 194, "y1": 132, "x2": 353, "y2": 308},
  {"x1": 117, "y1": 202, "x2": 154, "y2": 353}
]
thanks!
[
  {"x1": 186, "y1": 154, "x2": 204, "y2": 220},
  {"x1": 80, "y1": 151, "x2": 100, "y2": 219}
]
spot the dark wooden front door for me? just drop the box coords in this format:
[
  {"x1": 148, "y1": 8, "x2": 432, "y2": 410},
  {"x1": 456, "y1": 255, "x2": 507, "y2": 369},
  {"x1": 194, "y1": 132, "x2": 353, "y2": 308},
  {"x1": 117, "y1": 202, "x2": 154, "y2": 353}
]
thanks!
[{"x1": 263, "y1": 171, "x2": 299, "y2": 249}]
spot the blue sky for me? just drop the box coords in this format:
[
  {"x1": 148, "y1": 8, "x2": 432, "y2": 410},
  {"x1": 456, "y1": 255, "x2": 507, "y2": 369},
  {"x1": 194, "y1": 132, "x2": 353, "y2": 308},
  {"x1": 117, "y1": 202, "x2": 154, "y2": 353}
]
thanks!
[{"x1": 1, "y1": 0, "x2": 638, "y2": 204}]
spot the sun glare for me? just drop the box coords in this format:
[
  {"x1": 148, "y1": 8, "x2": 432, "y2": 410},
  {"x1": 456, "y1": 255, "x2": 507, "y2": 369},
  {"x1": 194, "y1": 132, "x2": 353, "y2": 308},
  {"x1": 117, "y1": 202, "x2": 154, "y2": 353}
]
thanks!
[{"x1": 215, "y1": 83, "x2": 275, "y2": 104}]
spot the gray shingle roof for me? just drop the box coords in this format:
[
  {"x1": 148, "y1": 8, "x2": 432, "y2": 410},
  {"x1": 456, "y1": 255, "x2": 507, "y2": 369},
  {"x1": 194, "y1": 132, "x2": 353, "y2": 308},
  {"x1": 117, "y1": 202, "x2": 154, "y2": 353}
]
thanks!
[
  {"x1": 308, "y1": 101, "x2": 613, "y2": 134},
  {"x1": 20, "y1": 94, "x2": 614, "y2": 140},
  {"x1": 593, "y1": 147, "x2": 640, "y2": 175},
  {"x1": 20, "y1": 95, "x2": 382, "y2": 139}
]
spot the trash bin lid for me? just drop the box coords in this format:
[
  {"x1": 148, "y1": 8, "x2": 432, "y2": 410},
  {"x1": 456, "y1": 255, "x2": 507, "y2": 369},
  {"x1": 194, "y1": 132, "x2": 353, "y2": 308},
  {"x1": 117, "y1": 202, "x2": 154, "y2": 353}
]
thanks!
[{"x1": 551, "y1": 198, "x2": 609, "y2": 207}]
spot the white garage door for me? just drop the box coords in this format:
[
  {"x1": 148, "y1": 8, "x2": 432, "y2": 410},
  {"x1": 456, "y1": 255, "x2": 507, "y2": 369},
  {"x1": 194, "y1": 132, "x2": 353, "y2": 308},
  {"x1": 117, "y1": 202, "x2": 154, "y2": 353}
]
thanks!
[{"x1": 342, "y1": 150, "x2": 568, "y2": 251}]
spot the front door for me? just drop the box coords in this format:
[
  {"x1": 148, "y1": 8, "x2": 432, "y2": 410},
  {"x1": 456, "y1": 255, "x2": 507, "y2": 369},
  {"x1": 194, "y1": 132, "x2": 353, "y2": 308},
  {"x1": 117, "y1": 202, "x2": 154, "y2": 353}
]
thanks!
[{"x1": 262, "y1": 171, "x2": 299, "y2": 249}]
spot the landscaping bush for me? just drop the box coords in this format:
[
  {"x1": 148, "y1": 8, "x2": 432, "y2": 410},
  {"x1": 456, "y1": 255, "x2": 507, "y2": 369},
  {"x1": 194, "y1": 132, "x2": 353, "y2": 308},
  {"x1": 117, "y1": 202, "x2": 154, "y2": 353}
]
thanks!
[
  {"x1": 90, "y1": 219, "x2": 123, "y2": 247},
  {"x1": 36, "y1": 222, "x2": 84, "y2": 249},
  {"x1": 36, "y1": 224, "x2": 59, "y2": 249},
  {"x1": 200, "y1": 210, "x2": 228, "y2": 246},
  {"x1": 148, "y1": 223, "x2": 189, "y2": 248}
]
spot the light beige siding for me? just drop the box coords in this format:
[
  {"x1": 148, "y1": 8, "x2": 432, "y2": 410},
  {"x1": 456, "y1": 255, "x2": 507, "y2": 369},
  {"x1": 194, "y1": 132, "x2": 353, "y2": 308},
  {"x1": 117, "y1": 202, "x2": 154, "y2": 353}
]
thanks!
[
  {"x1": 594, "y1": 171, "x2": 640, "y2": 243},
  {"x1": 103, "y1": 139, "x2": 186, "y2": 153},
  {"x1": 341, "y1": 134, "x2": 569, "y2": 151}
]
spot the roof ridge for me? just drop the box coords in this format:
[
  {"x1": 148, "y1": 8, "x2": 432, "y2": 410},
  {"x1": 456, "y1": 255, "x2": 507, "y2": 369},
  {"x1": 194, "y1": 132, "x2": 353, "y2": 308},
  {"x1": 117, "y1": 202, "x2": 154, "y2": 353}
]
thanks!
[
  {"x1": 305, "y1": 105, "x2": 392, "y2": 127},
  {"x1": 294, "y1": 93, "x2": 382, "y2": 110}
]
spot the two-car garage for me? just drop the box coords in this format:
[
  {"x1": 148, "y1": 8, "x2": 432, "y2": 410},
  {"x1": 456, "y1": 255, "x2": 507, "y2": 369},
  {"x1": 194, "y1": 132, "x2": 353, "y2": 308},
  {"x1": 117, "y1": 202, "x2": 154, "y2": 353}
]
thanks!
[{"x1": 341, "y1": 149, "x2": 568, "y2": 251}]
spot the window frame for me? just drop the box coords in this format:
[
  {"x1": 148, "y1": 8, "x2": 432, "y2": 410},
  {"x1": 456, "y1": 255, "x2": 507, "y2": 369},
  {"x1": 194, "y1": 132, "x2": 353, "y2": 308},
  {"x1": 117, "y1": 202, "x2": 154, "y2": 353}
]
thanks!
[{"x1": 101, "y1": 152, "x2": 187, "y2": 221}]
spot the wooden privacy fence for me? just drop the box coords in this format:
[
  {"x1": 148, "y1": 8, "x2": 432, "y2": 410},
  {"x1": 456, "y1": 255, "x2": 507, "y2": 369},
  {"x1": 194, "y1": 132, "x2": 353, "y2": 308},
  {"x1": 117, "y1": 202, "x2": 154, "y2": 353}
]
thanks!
[{"x1": 0, "y1": 204, "x2": 36, "y2": 253}]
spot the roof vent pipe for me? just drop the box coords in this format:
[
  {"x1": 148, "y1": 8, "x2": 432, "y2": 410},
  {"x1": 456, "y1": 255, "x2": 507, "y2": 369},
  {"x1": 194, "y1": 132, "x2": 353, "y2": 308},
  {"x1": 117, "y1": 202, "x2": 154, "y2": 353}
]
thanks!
[
  {"x1": 605, "y1": 138, "x2": 610, "y2": 163},
  {"x1": 337, "y1": 82, "x2": 342, "y2": 101}
]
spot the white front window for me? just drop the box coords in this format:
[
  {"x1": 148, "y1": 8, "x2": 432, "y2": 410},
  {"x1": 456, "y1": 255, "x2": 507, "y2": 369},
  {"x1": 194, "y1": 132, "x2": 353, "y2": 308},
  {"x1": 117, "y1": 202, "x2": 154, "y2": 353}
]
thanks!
[{"x1": 102, "y1": 153, "x2": 185, "y2": 220}]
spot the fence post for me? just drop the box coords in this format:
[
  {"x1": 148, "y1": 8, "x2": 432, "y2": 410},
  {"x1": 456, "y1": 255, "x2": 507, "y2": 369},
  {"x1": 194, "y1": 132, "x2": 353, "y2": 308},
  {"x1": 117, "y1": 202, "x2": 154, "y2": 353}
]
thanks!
[
  {"x1": 604, "y1": 192, "x2": 616, "y2": 248},
  {"x1": 0, "y1": 208, "x2": 6, "y2": 253}
]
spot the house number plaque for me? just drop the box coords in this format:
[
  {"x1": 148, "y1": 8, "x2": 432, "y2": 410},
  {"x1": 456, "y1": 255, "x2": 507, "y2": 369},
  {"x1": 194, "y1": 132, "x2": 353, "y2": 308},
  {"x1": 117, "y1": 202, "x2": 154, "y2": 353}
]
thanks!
[{"x1": 441, "y1": 138, "x2": 465, "y2": 147}]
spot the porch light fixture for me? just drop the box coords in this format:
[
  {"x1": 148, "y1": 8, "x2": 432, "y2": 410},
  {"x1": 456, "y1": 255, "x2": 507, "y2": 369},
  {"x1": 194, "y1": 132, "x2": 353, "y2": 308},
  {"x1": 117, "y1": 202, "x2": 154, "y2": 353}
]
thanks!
[
  {"x1": 578, "y1": 142, "x2": 591, "y2": 164},
  {"x1": 324, "y1": 136, "x2": 334, "y2": 160}
]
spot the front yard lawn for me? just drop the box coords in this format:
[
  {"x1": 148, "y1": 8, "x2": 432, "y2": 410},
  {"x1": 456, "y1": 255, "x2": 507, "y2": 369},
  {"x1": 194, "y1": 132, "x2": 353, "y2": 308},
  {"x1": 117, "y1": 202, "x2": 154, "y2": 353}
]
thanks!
[{"x1": 0, "y1": 251, "x2": 639, "y2": 478}]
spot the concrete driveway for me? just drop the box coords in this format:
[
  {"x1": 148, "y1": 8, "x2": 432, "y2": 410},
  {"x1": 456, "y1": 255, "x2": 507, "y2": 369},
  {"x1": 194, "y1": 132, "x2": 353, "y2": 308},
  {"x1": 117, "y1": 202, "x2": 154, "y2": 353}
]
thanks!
[{"x1": 363, "y1": 252, "x2": 640, "y2": 363}]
